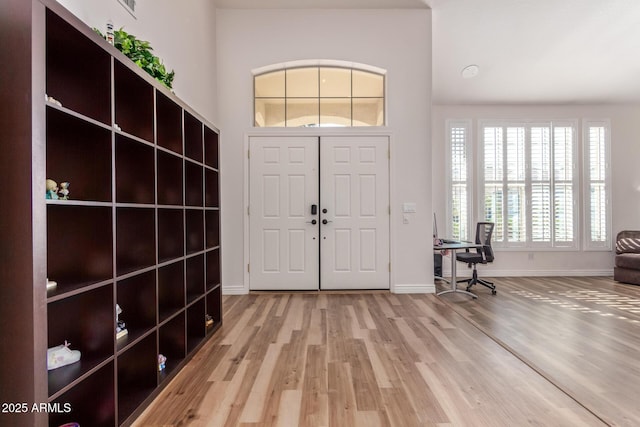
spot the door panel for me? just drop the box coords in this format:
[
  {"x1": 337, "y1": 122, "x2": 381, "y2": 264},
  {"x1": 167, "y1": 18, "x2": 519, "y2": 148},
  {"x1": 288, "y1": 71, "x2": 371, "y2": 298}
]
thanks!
[
  {"x1": 320, "y1": 136, "x2": 390, "y2": 290},
  {"x1": 249, "y1": 136, "x2": 319, "y2": 290}
]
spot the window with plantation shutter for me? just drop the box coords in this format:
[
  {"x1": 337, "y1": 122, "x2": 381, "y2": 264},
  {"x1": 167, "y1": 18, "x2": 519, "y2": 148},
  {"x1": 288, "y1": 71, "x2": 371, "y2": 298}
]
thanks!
[
  {"x1": 584, "y1": 121, "x2": 611, "y2": 250},
  {"x1": 479, "y1": 121, "x2": 577, "y2": 249},
  {"x1": 446, "y1": 120, "x2": 471, "y2": 241}
]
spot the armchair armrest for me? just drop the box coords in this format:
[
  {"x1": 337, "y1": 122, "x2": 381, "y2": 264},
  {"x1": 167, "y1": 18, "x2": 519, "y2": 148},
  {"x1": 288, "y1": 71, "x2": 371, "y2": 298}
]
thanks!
[{"x1": 616, "y1": 230, "x2": 640, "y2": 254}]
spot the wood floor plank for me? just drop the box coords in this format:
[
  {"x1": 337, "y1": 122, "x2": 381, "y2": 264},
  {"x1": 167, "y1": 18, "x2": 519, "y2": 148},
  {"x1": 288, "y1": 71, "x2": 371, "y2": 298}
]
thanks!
[
  {"x1": 276, "y1": 390, "x2": 302, "y2": 427},
  {"x1": 239, "y1": 343, "x2": 283, "y2": 423},
  {"x1": 327, "y1": 362, "x2": 357, "y2": 427},
  {"x1": 298, "y1": 344, "x2": 328, "y2": 427}
]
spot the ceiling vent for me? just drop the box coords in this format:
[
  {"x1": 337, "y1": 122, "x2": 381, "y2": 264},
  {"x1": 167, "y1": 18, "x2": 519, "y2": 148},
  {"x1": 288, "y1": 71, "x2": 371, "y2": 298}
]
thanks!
[{"x1": 117, "y1": 0, "x2": 136, "y2": 17}]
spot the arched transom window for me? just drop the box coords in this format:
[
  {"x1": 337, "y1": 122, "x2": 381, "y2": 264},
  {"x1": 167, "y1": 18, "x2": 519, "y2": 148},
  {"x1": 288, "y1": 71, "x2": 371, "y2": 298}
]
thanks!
[{"x1": 254, "y1": 66, "x2": 385, "y2": 127}]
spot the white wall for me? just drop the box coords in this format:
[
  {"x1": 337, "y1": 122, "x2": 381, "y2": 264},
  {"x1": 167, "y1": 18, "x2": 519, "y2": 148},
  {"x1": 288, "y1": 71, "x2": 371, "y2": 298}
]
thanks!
[
  {"x1": 55, "y1": 0, "x2": 218, "y2": 123},
  {"x1": 433, "y1": 104, "x2": 640, "y2": 276},
  {"x1": 217, "y1": 9, "x2": 433, "y2": 293}
]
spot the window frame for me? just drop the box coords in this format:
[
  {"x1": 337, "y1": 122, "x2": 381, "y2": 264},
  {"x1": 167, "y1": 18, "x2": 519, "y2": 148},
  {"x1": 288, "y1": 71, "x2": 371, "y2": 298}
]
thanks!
[
  {"x1": 582, "y1": 119, "x2": 612, "y2": 251},
  {"x1": 477, "y1": 120, "x2": 579, "y2": 250},
  {"x1": 253, "y1": 64, "x2": 386, "y2": 128}
]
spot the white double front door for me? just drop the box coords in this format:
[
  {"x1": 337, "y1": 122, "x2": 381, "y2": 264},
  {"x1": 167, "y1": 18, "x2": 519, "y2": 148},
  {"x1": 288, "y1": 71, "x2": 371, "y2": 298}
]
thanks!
[{"x1": 249, "y1": 135, "x2": 389, "y2": 290}]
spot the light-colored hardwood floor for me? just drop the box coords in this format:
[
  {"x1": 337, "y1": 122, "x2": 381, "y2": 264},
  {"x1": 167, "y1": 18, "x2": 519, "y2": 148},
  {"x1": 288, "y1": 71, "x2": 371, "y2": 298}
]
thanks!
[
  {"x1": 446, "y1": 276, "x2": 640, "y2": 427},
  {"x1": 133, "y1": 277, "x2": 640, "y2": 427}
]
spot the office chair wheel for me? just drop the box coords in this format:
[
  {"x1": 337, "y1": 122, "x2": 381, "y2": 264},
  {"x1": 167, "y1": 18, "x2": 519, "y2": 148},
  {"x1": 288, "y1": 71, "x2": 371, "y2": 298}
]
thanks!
[{"x1": 491, "y1": 289, "x2": 497, "y2": 295}]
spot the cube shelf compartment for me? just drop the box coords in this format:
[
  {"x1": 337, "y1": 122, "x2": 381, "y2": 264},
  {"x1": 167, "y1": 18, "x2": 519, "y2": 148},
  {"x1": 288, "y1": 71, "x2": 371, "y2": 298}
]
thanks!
[
  {"x1": 46, "y1": 10, "x2": 111, "y2": 125},
  {"x1": 206, "y1": 210, "x2": 220, "y2": 249},
  {"x1": 204, "y1": 126, "x2": 219, "y2": 169},
  {"x1": 156, "y1": 92, "x2": 183, "y2": 155},
  {"x1": 49, "y1": 362, "x2": 115, "y2": 427},
  {"x1": 206, "y1": 287, "x2": 222, "y2": 331},
  {"x1": 46, "y1": 108, "x2": 112, "y2": 202},
  {"x1": 3, "y1": 2, "x2": 222, "y2": 426},
  {"x1": 115, "y1": 136, "x2": 155, "y2": 204},
  {"x1": 116, "y1": 208, "x2": 156, "y2": 276},
  {"x1": 185, "y1": 161, "x2": 204, "y2": 207},
  {"x1": 184, "y1": 111, "x2": 203, "y2": 163},
  {"x1": 186, "y1": 254, "x2": 205, "y2": 303},
  {"x1": 117, "y1": 333, "x2": 157, "y2": 424},
  {"x1": 47, "y1": 285, "x2": 114, "y2": 397},
  {"x1": 206, "y1": 249, "x2": 221, "y2": 292},
  {"x1": 158, "y1": 209, "x2": 185, "y2": 263},
  {"x1": 114, "y1": 60, "x2": 154, "y2": 142},
  {"x1": 187, "y1": 298, "x2": 206, "y2": 353},
  {"x1": 186, "y1": 209, "x2": 205, "y2": 255},
  {"x1": 159, "y1": 314, "x2": 186, "y2": 380},
  {"x1": 47, "y1": 205, "x2": 113, "y2": 296},
  {"x1": 157, "y1": 151, "x2": 184, "y2": 206},
  {"x1": 116, "y1": 271, "x2": 157, "y2": 352},
  {"x1": 205, "y1": 169, "x2": 219, "y2": 208},
  {"x1": 158, "y1": 261, "x2": 185, "y2": 322}
]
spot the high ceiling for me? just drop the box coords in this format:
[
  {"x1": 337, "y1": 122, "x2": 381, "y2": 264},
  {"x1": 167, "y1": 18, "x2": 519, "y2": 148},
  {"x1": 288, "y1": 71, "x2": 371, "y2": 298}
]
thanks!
[{"x1": 216, "y1": 0, "x2": 640, "y2": 104}]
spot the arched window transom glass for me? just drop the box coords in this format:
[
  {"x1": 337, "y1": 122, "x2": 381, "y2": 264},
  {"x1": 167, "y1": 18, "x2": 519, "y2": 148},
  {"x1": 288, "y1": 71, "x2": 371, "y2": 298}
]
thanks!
[{"x1": 254, "y1": 66, "x2": 385, "y2": 127}]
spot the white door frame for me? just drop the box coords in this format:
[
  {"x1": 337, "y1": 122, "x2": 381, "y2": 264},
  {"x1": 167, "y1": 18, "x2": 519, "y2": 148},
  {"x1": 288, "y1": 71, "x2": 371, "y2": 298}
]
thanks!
[{"x1": 241, "y1": 128, "x2": 396, "y2": 294}]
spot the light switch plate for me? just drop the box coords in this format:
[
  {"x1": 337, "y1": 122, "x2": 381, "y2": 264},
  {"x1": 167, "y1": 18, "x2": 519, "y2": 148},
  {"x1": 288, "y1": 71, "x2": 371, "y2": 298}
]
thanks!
[{"x1": 402, "y1": 203, "x2": 417, "y2": 213}]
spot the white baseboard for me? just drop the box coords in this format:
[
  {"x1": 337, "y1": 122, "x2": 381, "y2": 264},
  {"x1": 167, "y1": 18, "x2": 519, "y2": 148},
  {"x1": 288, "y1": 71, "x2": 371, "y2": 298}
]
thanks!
[
  {"x1": 222, "y1": 284, "x2": 248, "y2": 295},
  {"x1": 441, "y1": 269, "x2": 613, "y2": 278},
  {"x1": 393, "y1": 283, "x2": 436, "y2": 294}
]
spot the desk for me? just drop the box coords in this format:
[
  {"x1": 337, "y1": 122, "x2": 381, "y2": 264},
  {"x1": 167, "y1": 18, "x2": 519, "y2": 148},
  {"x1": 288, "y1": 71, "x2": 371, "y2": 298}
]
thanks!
[{"x1": 433, "y1": 241, "x2": 483, "y2": 299}]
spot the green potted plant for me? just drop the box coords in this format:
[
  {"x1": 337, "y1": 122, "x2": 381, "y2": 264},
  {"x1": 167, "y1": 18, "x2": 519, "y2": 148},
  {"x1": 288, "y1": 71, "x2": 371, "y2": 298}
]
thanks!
[{"x1": 95, "y1": 27, "x2": 175, "y2": 89}]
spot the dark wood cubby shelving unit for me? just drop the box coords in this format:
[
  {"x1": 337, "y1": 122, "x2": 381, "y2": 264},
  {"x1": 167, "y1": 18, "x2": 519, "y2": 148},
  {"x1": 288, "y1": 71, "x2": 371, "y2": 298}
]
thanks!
[{"x1": 0, "y1": 1, "x2": 221, "y2": 426}]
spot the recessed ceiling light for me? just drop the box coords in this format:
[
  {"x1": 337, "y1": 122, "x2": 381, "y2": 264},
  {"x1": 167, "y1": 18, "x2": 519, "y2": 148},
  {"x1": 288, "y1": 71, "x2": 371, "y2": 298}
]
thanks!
[{"x1": 461, "y1": 64, "x2": 479, "y2": 79}]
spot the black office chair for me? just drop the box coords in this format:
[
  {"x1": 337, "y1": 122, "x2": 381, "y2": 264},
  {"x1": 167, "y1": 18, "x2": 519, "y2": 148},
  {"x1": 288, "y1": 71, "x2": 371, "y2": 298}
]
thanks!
[{"x1": 456, "y1": 222, "x2": 496, "y2": 295}]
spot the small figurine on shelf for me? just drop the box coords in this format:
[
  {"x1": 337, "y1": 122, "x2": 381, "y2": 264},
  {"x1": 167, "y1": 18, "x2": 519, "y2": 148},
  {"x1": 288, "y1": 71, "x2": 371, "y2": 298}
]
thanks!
[
  {"x1": 205, "y1": 314, "x2": 214, "y2": 328},
  {"x1": 58, "y1": 181, "x2": 70, "y2": 200},
  {"x1": 45, "y1": 94, "x2": 62, "y2": 107},
  {"x1": 158, "y1": 354, "x2": 167, "y2": 371},
  {"x1": 46, "y1": 179, "x2": 59, "y2": 200},
  {"x1": 115, "y1": 304, "x2": 128, "y2": 339},
  {"x1": 47, "y1": 340, "x2": 81, "y2": 370},
  {"x1": 106, "y1": 20, "x2": 114, "y2": 45}
]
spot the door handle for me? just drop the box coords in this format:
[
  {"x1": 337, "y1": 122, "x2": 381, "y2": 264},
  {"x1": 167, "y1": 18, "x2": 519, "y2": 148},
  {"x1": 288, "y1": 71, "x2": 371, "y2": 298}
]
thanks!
[
  {"x1": 311, "y1": 204, "x2": 318, "y2": 215},
  {"x1": 322, "y1": 219, "x2": 332, "y2": 225},
  {"x1": 306, "y1": 219, "x2": 317, "y2": 225}
]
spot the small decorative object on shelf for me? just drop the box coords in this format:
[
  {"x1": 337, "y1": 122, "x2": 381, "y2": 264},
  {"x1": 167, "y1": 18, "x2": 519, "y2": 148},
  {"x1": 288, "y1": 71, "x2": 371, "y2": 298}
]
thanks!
[
  {"x1": 205, "y1": 314, "x2": 214, "y2": 328},
  {"x1": 113, "y1": 123, "x2": 121, "y2": 131},
  {"x1": 46, "y1": 278, "x2": 57, "y2": 290},
  {"x1": 58, "y1": 181, "x2": 70, "y2": 200},
  {"x1": 47, "y1": 341, "x2": 81, "y2": 370},
  {"x1": 158, "y1": 354, "x2": 167, "y2": 371},
  {"x1": 46, "y1": 179, "x2": 59, "y2": 200},
  {"x1": 106, "y1": 20, "x2": 114, "y2": 45},
  {"x1": 115, "y1": 304, "x2": 128, "y2": 339},
  {"x1": 45, "y1": 94, "x2": 63, "y2": 107}
]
